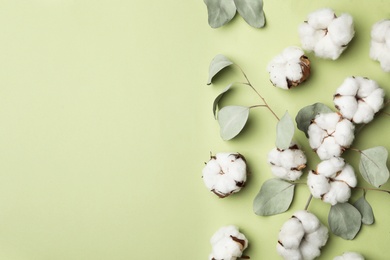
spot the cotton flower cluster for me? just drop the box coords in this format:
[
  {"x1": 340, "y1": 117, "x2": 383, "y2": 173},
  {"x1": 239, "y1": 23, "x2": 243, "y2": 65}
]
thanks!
[
  {"x1": 267, "y1": 46, "x2": 311, "y2": 89},
  {"x1": 308, "y1": 157, "x2": 357, "y2": 205},
  {"x1": 277, "y1": 210, "x2": 328, "y2": 260},
  {"x1": 299, "y1": 8, "x2": 354, "y2": 60},
  {"x1": 209, "y1": 225, "x2": 248, "y2": 260},
  {"x1": 267, "y1": 144, "x2": 307, "y2": 181},
  {"x1": 308, "y1": 112, "x2": 355, "y2": 160},
  {"x1": 334, "y1": 76, "x2": 385, "y2": 124},
  {"x1": 202, "y1": 153, "x2": 248, "y2": 198},
  {"x1": 370, "y1": 19, "x2": 390, "y2": 72},
  {"x1": 334, "y1": 252, "x2": 365, "y2": 260}
]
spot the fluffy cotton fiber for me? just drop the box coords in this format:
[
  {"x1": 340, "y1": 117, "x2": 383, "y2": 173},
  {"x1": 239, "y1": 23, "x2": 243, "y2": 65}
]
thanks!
[
  {"x1": 277, "y1": 210, "x2": 328, "y2": 260},
  {"x1": 267, "y1": 46, "x2": 311, "y2": 89},
  {"x1": 202, "y1": 153, "x2": 248, "y2": 198},
  {"x1": 299, "y1": 8, "x2": 354, "y2": 60},
  {"x1": 370, "y1": 19, "x2": 390, "y2": 72},
  {"x1": 334, "y1": 252, "x2": 365, "y2": 260},
  {"x1": 209, "y1": 225, "x2": 248, "y2": 260},
  {"x1": 334, "y1": 76, "x2": 385, "y2": 124},
  {"x1": 268, "y1": 144, "x2": 307, "y2": 181},
  {"x1": 307, "y1": 157, "x2": 357, "y2": 205}
]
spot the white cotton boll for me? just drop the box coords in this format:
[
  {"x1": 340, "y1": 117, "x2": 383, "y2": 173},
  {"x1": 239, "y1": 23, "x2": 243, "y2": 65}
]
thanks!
[
  {"x1": 277, "y1": 243, "x2": 303, "y2": 260},
  {"x1": 334, "y1": 95, "x2": 358, "y2": 120},
  {"x1": 213, "y1": 175, "x2": 237, "y2": 196},
  {"x1": 323, "y1": 181, "x2": 351, "y2": 205},
  {"x1": 314, "y1": 112, "x2": 341, "y2": 131},
  {"x1": 268, "y1": 148, "x2": 281, "y2": 165},
  {"x1": 209, "y1": 225, "x2": 248, "y2": 260},
  {"x1": 369, "y1": 41, "x2": 387, "y2": 61},
  {"x1": 283, "y1": 46, "x2": 305, "y2": 61},
  {"x1": 307, "y1": 8, "x2": 335, "y2": 29},
  {"x1": 292, "y1": 149, "x2": 307, "y2": 167},
  {"x1": 270, "y1": 165, "x2": 289, "y2": 179},
  {"x1": 356, "y1": 77, "x2": 378, "y2": 98},
  {"x1": 333, "y1": 251, "x2": 365, "y2": 260},
  {"x1": 285, "y1": 62, "x2": 303, "y2": 81},
  {"x1": 308, "y1": 171, "x2": 330, "y2": 198},
  {"x1": 316, "y1": 137, "x2": 342, "y2": 160},
  {"x1": 293, "y1": 210, "x2": 320, "y2": 233},
  {"x1": 305, "y1": 224, "x2": 329, "y2": 248},
  {"x1": 279, "y1": 149, "x2": 297, "y2": 169},
  {"x1": 371, "y1": 19, "x2": 390, "y2": 42},
  {"x1": 299, "y1": 23, "x2": 326, "y2": 51},
  {"x1": 269, "y1": 70, "x2": 289, "y2": 89},
  {"x1": 314, "y1": 35, "x2": 343, "y2": 60},
  {"x1": 317, "y1": 157, "x2": 345, "y2": 177},
  {"x1": 336, "y1": 77, "x2": 359, "y2": 96},
  {"x1": 308, "y1": 124, "x2": 326, "y2": 150},
  {"x1": 335, "y1": 164, "x2": 357, "y2": 187},
  {"x1": 300, "y1": 239, "x2": 321, "y2": 260},
  {"x1": 328, "y1": 14, "x2": 354, "y2": 46},
  {"x1": 334, "y1": 119, "x2": 355, "y2": 147},
  {"x1": 378, "y1": 51, "x2": 390, "y2": 72},
  {"x1": 364, "y1": 88, "x2": 385, "y2": 112},
  {"x1": 352, "y1": 100, "x2": 375, "y2": 124},
  {"x1": 278, "y1": 218, "x2": 305, "y2": 249}
]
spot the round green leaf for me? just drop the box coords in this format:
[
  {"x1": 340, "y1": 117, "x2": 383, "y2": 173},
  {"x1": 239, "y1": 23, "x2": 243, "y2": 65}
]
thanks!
[
  {"x1": 213, "y1": 84, "x2": 233, "y2": 119},
  {"x1": 354, "y1": 195, "x2": 374, "y2": 225},
  {"x1": 276, "y1": 111, "x2": 295, "y2": 150},
  {"x1": 329, "y1": 203, "x2": 362, "y2": 240},
  {"x1": 203, "y1": 0, "x2": 236, "y2": 28},
  {"x1": 207, "y1": 54, "x2": 234, "y2": 85},
  {"x1": 359, "y1": 146, "x2": 389, "y2": 188},
  {"x1": 218, "y1": 106, "x2": 249, "y2": 140},
  {"x1": 253, "y1": 178, "x2": 295, "y2": 216},
  {"x1": 295, "y1": 103, "x2": 333, "y2": 137},
  {"x1": 233, "y1": 0, "x2": 265, "y2": 28}
]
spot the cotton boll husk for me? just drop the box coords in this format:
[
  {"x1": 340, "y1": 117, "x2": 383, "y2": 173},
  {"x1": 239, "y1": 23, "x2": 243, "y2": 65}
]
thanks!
[
  {"x1": 371, "y1": 19, "x2": 390, "y2": 42},
  {"x1": 334, "y1": 119, "x2": 355, "y2": 147},
  {"x1": 285, "y1": 62, "x2": 303, "y2": 81},
  {"x1": 316, "y1": 137, "x2": 342, "y2": 160},
  {"x1": 334, "y1": 95, "x2": 358, "y2": 120},
  {"x1": 335, "y1": 164, "x2": 357, "y2": 187},
  {"x1": 337, "y1": 77, "x2": 359, "y2": 96},
  {"x1": 299, "y1": 239, "x2": 321, "y2": 260},
  {"x1": 323, "y1": 181, "x2": 351, "y2": 205},
  {"x1": 277, "y1": 243, "x2": 303, "y2": 260},
  {"x1": 364, "y1": 88, "x2": 385, "y2": 112},
  {"x1": 317, "y1": 157, "x2": 345, "y2": 178},
  {"x1": 293, "y1": 210, "x2": 320, "y2": 233},
  {"x1": 307, "y1": 8, "x2": 335, "y2": 30},
  {"x1": 278, "y1": 218, "x2": 305, "y2": 249},
  {"x1": 283, "y1": 46, "x2": 305, "y2": 61},
  {"x1": 333, "y1": 251, "x2": 365, "y2": 260},
  {"x1": 305, "y1": 224, "x2": 329, "y2": 248},
  {"x1": 314, "y1": 35, "x2": 343, "y2": 60},
  {"x1": 328, "y1": 14, "x2": 354, "y2": 46},
  {"x1": 308, "y1": 124, "x2": 326, "y2": 149},
  {"x1": 314, "y1": 112, "x2": 341, "y2": 131},
  {"x1": 352, "y1": 100, "x2": 375, "y2": 124},
  {"x1": 356, "y1": 77, "x2": 378, "y2": 98},
  {"x1": 307, "y1": 171, "x2": 331, "y2": 198}
]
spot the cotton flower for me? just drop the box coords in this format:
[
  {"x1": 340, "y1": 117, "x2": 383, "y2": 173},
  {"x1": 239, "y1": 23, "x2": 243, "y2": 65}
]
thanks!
[
  {"x1": 267, "y1": 144, "x2": 307, "y2": 181},
  {"x1": 334, "y1": 252, "x2": 365, "y2": 260},
  {"x1": 308, "y1": 112, "x2": 355, "y2": 160},
  {"x1": 334, "y1": 76, "x2": 385, "y2": 124},
  {"x1": 277, "y1": 210, "x2": 328, "y2": 260},
  {"x1": 202, "y1": 153, "x2": 248, "y2": 198},
  {"x1": 299, "y1": 8, "x2": 354, "y2": 60},
  {"x1": 209, "y1": 225, "x2": 249, "y2": 260},
  {"x1": 370, "y1": 19, "x2": 390, "y2": 72},
  {"x1": 307, "y1": 157, "x2": 357, "y2": 205},
  {"x1": 267, "y1": 46, "x2": 311, "y2": 89}
]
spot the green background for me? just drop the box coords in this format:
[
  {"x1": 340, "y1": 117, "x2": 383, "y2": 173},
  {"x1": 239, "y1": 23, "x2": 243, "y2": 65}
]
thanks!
[{"x1": 0, "y1": 0, "x2": 389, "y2": 259}]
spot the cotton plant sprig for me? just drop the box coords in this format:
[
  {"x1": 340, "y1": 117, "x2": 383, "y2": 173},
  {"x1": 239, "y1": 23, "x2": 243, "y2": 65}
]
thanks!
[{"x1": 203, "y1": 0, "x2": 265, "y2": 28}]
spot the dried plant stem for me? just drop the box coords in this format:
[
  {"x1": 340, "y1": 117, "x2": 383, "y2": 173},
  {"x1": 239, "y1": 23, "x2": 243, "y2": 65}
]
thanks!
[{"x1": 304, "y1": 194, "x2": 313, "y2": 211}]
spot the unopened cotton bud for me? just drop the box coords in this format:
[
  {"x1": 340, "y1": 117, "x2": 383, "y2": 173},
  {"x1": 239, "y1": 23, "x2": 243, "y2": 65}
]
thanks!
[{"x1": 209, "y1": 225, "x2": 248, "y2": 260}]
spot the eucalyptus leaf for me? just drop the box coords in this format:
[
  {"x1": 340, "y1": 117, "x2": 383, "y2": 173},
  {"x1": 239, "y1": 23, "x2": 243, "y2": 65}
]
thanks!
[
  {"x1": 218, "y1": 106, "x2": 250, "y2": 140},
  {"x1": 253, "y1": 178, "x2": 295, "y2": 216},
  {"x1": 328, "y1": 203, "x2": 362, "y2": 240},
  {"x1": 359, "y1": 146, "x2": 389, "y2": 188},
  {"x1": 233, "y1": 0, "x2": 265, "y2": 28},
  {"x1": 213, "y1": 84, "x2": 233, "y2": 119},
  {"x1": 354, "y1": 195, "x2": 374, "y2": 225},
  {"x1": 295, "y1": 103, "x2": 333, "y2": 137},
  {"x1": 276, "y1": 111, "x2": 295, "y2": 150},
  {"x1": 207, "y1": 54, "x2": 234, "y2": 85},
  {"x1": 203, "y1": 0, "x2": 236, "y2": 28}
]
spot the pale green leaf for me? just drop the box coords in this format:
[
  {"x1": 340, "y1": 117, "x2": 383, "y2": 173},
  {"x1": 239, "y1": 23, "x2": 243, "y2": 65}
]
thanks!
[
  {"x1": 218, "y1": 106, "x2": 249, "y2": 140},
  {"x1": 213, "y1": 84, "x2": 233, "y2": 119},
  {"x1": 295, "y1": 103, "x2": 333, "y2": 137},
  {"x1": 359, "y1": 146, "x2": 389, "y2": 188},
  {"x1": 233, "y1": 0, "x2": 265, "y2": 28},
  {"x1": 354, "y1": 195, "x2": 374, "y2": 225},
  {"x1": 207, "y1": 54, "x2": 234, "y2": 85},
  {"x1": 203, "y1": 0, "x2": 236, "y2": 28},
  {"x1": 329, "y1": 203, "x2": 362, "y2": 240},
  {"x1": 253, "y1": 178, "x2": 295, "y2": 216},
  {"x1": 276, "y1": 111, "x2": 295, "y2": 150}
]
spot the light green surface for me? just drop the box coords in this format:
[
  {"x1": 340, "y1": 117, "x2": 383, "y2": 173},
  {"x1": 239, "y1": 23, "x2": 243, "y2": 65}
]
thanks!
[{"x1": 0, "y1": 0, "x2": 389, "y2": 259}]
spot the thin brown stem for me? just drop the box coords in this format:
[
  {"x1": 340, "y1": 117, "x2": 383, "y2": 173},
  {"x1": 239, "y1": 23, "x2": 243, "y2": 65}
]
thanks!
[{"x1": 304, "y1": 194, "x2": 313, "y2": 211}]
